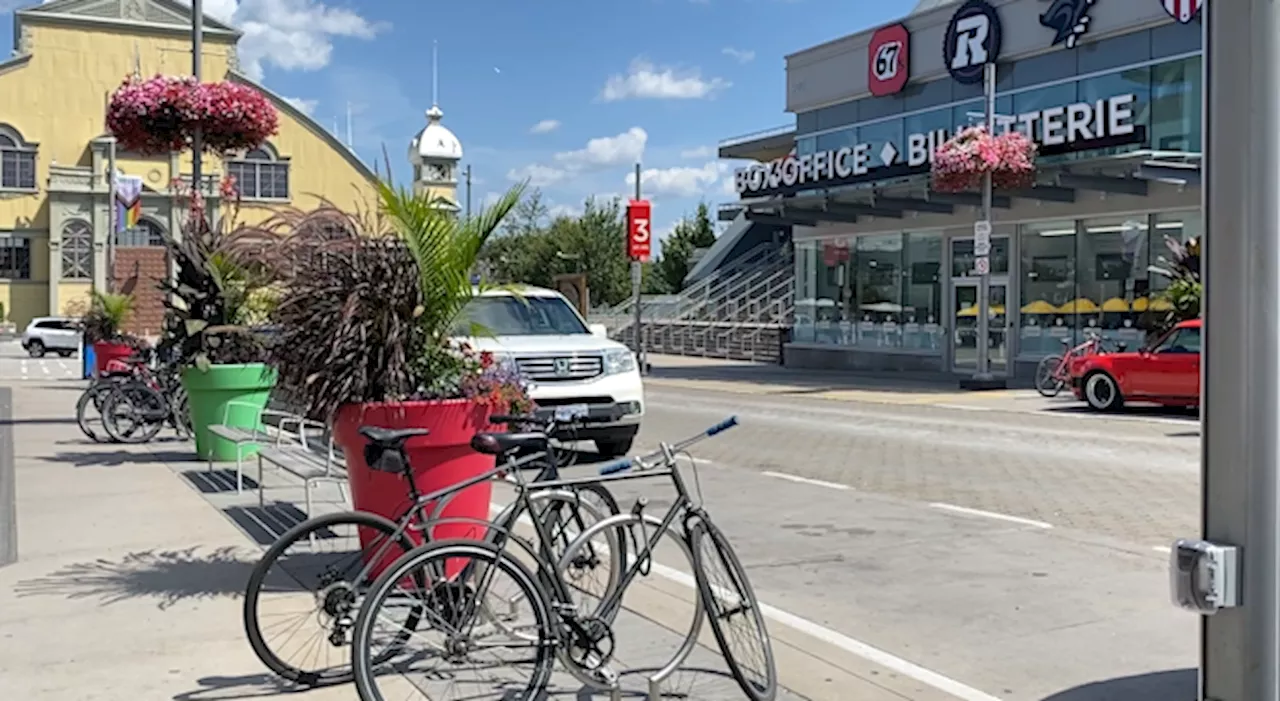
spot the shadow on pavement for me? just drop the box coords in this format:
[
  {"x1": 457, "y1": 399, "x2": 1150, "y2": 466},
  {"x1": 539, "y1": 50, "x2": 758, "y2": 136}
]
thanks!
[
  {"x1": 0, "y1": 417, "x2": 79, "y2": 426},
  {"x1": 172, "y1": 673, "x2": 305, "y2": 700},
  {"x1": 41, "y1": 448, "x2": 194, "y2": 468},
  {"x1": 1038, "y1": 403, "x2": 1198, "y2": 422},
  {"x1": 224, "y1": 503, "x2": 310, "y2": 546},
  {"x1": 11, "y1": 546, "x2": 253, "y2": 608},
  {"x1": 185, "y1": 468, "x2": 262, "y2": 494},
  {"x1": 1042, "y1": 668, "x2": 1195, "y2": 701}
]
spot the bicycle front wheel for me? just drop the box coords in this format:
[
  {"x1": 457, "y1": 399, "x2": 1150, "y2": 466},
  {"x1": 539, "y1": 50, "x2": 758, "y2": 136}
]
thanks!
[
  {"x1": 1034, "y1": 355, "x2": 1065, "y2": 398},
  {"x1": 76, "y1": 382, "x2": 118, "y2": 443},
  {"x1": 352, "y1": 538, "x2": 556, "y2": 701},
  {"x1": 689, "y1": 518, "x2": 778, "y2": 701},
  {"x1": 101, "y1": 383, "x2": 167, "y2": 444}
]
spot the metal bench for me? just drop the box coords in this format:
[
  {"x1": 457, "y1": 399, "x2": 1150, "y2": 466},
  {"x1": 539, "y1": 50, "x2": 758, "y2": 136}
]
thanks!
[
  {"x1": 206, "y1": 401, "x2": 320, "y2": 494},
  {"x1": 255, "y1": 430, "x2": 347, "y2": 518}
]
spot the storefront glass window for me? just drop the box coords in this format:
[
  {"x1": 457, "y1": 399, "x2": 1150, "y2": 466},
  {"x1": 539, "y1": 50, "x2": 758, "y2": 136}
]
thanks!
[
  {"x1": 904, "y1": 108, "x2": 951, "y2": 141},
  {"x1": 793, "y1": 241, "x2": 819, "y2": 343},
  {"x1": 1019, "y1": 220, "x2": 1078, "y2": 358},
  {"x1": 1149, "y1": 209, "x2": 1203, "y2": 292},
  {"x1": 1011, "y1": 82, "x2": 1080, "y2": 141},
  {"x1": 951, "y1": 236, "x2": 1009, "y2": 277},
  {"x1": 1079, "y1": 216, "x2": 1150, "y2": 349},
  {"x1": 902, "y1": 232, "x2": 944, "y2": 353},
  {"x1": 855, "y1": 234, "x2": 904, "y2": 348},
  {"x1": 1151, "y1": 56, "x2": 1203, "y2": 153},
  {"x1": 795, "y1": 237, "x2": 855, "y2": 346},
  {"x1": 1077, "y1": 66, "x2": 1152, "y2": 157},
  {"x1": 815, "y1": 128, "x2": 856, "y2": 152},
  {"x1": 857, "y1": 119, "x2": 905, "y2": 168},
  {"x1": 796, "y1": 137, "x2": 817, "y2": 156}
]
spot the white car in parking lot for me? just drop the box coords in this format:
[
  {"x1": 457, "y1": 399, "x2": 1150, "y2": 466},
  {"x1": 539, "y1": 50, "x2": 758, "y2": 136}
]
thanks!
[
  {"x1": 456, "y1": 287, "x2": 644, "y2": 457},
  {"x1": 21, "y1": 316, "x2": 82, "y2": 358}
]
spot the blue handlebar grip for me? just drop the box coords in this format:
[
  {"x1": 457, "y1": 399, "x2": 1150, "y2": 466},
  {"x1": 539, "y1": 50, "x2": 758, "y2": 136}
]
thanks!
[
  {"x1": 706, "y1": 416, "x2": 739, "y2": 436},
  {"x1": 599, "y1": 458, "x2": 633, "y2": 476}
]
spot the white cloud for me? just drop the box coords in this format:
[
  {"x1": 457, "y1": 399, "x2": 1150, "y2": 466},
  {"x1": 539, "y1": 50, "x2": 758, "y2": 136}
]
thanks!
[
  {"x1": 680, "y1": 146, "x2": 714, "y2": 159},
  {"x1": 548, "y1": 203, "x2": 580, "y2": 219},
  {"x1": 190, "y1": 0, "x2": 382, "y2": 81},
  {"x1": 529, "y1": 119, "x2": 561, "y2": 134},
  {"x1": 506, "y1": 164, "x2": 571, "y2": 188},
  {"x1": 282, "y1": 96, "x2": 318, "y2": 114},
  {"x1": 625, "y1": 161, "x2": 728, "y2": 198},
  {"x1": 554, "y1": 127, "x2": 647, "y2": 169},
  {"x1": 722, "y1": 47, "x2": 756, "y2": 64},
  {"x1": 600, "y1": 59, "x2": 730, "y2": 101}
]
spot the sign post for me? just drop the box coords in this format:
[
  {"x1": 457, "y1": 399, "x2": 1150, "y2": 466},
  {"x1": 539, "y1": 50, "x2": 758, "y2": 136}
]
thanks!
[
  {"x1": 969, "y1": 60, "x2": 999, "y2": 387},
  {"x1": 626, "y1": 164, "x2": 651, "y2": 374}
]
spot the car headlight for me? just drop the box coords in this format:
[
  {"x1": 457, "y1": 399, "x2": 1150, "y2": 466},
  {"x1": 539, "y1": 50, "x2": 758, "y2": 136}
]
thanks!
[{"x1": 603, "y1": 348, "x2": 637, "y2": 375}]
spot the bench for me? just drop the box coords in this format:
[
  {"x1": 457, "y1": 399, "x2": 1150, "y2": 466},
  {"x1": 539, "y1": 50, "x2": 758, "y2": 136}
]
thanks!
[
  {"x1": 255, "y1": 429, "x2": 347, "y2": 518},
  {"x1": 206, "y1": 401, "x2": 322, "y2": 494}
]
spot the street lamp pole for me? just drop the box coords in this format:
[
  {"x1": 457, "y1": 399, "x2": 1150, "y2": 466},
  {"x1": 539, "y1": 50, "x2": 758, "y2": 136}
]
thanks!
[
  {"x1": 972, "y1": 61, "x2": 996, "y2": 384},
  {"x1": 1198, "y1": 1, "x2": 1280, "y2": 699},
  {"x1": 191, "y1": 0, "x2": 203, "y2": 201},
  {"x1": 632, "y1": 162, "x2": 646, "y2": 374}
]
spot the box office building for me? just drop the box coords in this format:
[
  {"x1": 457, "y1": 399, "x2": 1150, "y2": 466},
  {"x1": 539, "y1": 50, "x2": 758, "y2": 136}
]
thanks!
[{"x1": 718, "y1": 0, "x2": 1203, "y2": 381}]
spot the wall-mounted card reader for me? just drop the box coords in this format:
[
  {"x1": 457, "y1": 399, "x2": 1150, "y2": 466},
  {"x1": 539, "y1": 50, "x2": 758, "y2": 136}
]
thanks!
[{"x1": 1169, "y1": 539, "x2": 1241, "y2": 614}]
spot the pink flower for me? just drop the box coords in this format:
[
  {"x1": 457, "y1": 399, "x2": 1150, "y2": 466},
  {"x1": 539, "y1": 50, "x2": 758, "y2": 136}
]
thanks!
[
  {"x1": 106, "y1": 74, "x2": 279, "y2": 156},
  {"x1": 930, "y1": 126, "x2": 1037, "y2": 193}
]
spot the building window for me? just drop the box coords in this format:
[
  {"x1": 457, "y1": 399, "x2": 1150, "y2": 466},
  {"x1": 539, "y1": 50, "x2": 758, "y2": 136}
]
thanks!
[
  {"x1": 854, "y1": 234, "x2": 903, "y2": 348},
  {"x1": 1079, "y1": 215, "x2": 1150, "y2": 348},
  {"x1": 1019, "y1": 220, "x2": 1077, "y2": 358},
  {"x1": 901, "y1": 232, "x2": 943, "y2": 352},
  {"x1": 61, "y1": 219, "x2": 93, "y2": 279},
  {"x1": 1150, "y1": 56, "x2": 1203, "y2": 153},
  {"x1": 0, "y1": 235, "x2": 31, "y2": 279},
  {"x1": 227, "y1": 145, "x2": 290, "y2": 200},
  {"x1": 0, "y1": 126, "x2": 37, "y2": 191},
  {"x1": 115, "y1": 218, "x2": 165, "y2": 247}
]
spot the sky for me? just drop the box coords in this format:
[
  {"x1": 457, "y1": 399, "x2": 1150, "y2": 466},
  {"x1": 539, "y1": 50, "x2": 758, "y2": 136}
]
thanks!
[{"x1": 0, "y1": 0, "x2": 918, "y2": 240}]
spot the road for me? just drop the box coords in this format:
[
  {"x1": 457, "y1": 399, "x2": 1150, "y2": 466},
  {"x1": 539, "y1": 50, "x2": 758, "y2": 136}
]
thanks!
[
  {"x1": 585, "y1": 378, "x2": 1198, "y2": 701},
  {"x1": 0, "y1": 341, "x2": 83, "y2": 381}
]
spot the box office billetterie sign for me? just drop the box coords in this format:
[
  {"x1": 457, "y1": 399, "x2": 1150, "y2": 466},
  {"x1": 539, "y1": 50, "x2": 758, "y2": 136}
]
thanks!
[{"x1": 735, "y1": 92, "x2": 1146, "y2": 198}]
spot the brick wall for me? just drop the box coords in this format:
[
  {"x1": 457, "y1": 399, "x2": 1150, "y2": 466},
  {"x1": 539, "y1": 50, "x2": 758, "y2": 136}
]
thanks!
[{"x1": 113, "y1": 247, "x2": 169, "y2": 336}]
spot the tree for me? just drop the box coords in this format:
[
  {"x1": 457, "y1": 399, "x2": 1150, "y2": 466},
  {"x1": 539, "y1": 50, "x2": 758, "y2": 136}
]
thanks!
[
  {"x1": 502, "y1": 188, "x2": 549, "y2": 237},
  {"x1": 650, "y1": 201, "x2": 718, "y2": 294}
]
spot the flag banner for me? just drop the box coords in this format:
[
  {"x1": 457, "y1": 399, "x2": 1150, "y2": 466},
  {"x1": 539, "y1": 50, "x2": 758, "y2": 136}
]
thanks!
[{"x1": 114, "y1": 174, "x2": 143, "y2": 233}]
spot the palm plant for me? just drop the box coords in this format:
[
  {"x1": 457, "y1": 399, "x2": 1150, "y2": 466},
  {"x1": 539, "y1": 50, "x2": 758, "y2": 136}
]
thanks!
[
  {"x1": 82, "y1": 291, "x2": 137, "y2": 344},
  {"x1": 266, "y1": 181, "x2": 528, "y2": 420},
  {"x1": 1148, "y1": 235, "x2": 1202, "y2": 334}
]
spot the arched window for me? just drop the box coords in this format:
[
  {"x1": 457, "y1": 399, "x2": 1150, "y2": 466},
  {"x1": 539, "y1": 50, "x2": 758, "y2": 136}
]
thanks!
[
  {"x1": 227, "y1": 143, "x2": 290, "y2": 200},
  {"x1": 61, "y1": 219, "x2": 93, "y2": 279},
  {"x1": 0, "y1": 125, "x2": 36, "y2": 191},
  {"x1": 114, "y1": 218, "x2": 165, "y2": 247}
]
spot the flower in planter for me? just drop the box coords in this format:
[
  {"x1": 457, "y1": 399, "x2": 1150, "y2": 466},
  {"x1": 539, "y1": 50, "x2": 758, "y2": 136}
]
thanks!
[
  {"x1": 106, "y1": 75, "x2": 278, "y2": 156},
  {"x1": 931, "y1": 126, "x2": 1037, "y2": 193},
  {"x1": 263, "y1": 183, "x2": 529, "y2": 421}
]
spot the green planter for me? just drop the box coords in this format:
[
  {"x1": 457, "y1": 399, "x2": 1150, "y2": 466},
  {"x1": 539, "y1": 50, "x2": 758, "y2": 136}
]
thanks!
[{"x1": 181, "y1": 363, "x2": 279, "y2": 462}]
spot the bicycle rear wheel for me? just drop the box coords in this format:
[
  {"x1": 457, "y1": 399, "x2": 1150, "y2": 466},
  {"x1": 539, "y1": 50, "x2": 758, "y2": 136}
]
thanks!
[
  {"x1": 688, "y1": 518, "x2": 778, "y2": 701},
  {"x1": 101, "y1": 383, "x2": 167, "y2": 444},
  {"x1": 76, "y1": 382, "x2": 119, "y2": 443},
  {"x1": 243, "y1": 510, "x2": 422, "y2": 687},
  {"x1": 1034, "y1": 355, "x2": 1065, "y2": 398}
]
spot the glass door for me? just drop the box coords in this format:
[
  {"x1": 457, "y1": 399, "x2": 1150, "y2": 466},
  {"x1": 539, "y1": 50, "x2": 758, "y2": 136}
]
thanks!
[{"x1": 951, "y1": 277, "x2": 1009, "y2": 373}]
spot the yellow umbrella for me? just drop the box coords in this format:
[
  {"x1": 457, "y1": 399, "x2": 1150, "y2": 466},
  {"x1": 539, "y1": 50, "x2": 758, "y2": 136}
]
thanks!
[
  {"x1": 1101, "y1": 297, "x2": 1130, "y2": 312},
  {"x1": 1149, "y1": 297, "x2": 1173, "y2": 311},
  {"x1": 1057, "y1": 298, "x2": 1101, "y2": 314},
  {"x1": 990, "y1": 304, "x2": 1006, "y2": 315},
  {"x1": 1021, "y1": 300, "x2": 1056, "y2": 314},
  {"x1": 1132, "y1": 297, "x2": 1150, "y2": 312},
  {"x1": 957, "y1": 305, "x2": 979, "y2": 317}
]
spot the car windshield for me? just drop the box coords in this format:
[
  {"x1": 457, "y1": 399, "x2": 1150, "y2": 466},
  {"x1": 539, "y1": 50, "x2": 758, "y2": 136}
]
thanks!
[
  {"x1": 1153, "y1": 326, "x2": 1202, "y2": 354},
  {"x1": 454, "y1": 295, "x2": 589, "y2": 337}
]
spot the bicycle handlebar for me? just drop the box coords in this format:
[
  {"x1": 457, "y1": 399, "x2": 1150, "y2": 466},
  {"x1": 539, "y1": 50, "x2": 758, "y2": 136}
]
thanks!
[{"x1": 598, "y1": 415, "x2": 739, "y2": 476}]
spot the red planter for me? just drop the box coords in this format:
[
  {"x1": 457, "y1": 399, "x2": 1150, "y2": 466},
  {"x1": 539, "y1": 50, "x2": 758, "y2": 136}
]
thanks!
[
  {"x1": 93, "y1": 342, "x2": 136, "y2": 376},
  {"x1": 332, "y1": 399, "x2": 498, "y2": 579}
]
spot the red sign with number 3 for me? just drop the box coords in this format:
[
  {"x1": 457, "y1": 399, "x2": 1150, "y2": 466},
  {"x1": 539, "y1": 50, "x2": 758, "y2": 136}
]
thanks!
[{"x1": 627, "y1": 199, "x2": 652, "y2": 262}]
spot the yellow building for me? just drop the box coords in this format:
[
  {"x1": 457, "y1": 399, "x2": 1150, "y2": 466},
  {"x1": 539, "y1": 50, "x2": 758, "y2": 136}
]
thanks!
[{"x1": 0, "y1": 0, "x2": 462, "y2": 332}]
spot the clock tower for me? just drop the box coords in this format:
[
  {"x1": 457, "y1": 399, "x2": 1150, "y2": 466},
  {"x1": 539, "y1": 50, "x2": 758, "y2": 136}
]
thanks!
[{"x1": 408, "y1": 42, "x2": 461, "y2": 209}]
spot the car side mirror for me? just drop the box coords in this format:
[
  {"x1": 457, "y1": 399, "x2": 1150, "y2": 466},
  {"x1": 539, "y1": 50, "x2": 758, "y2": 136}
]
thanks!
[{"x1": 588, "y1": 323, "x2": 609, "y2": 339}]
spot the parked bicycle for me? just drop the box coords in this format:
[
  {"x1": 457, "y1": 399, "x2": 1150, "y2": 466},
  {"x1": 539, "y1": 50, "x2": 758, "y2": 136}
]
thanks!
[
  {"x1": 241, "y1": 404, "x2": 627, "y2": 688},
  {"x1": 350, "y1": 416, "x2": 778, "y2": 701},
  {"x1": 94, "y1": 350, "x2": 192, "y2": 443},
  {"x1": 1034, "y1": 331, "x2": 1123, "y2": 398}
]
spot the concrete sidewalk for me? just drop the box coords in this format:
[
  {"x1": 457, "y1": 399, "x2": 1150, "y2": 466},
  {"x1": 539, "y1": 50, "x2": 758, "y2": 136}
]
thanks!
[{"x1": 0, "y1": 383, "x2": 828, "y2": 700}]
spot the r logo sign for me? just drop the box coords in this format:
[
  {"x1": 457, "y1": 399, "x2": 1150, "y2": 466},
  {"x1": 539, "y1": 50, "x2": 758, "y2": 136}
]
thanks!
[
  {"x1": 868, "y1": 23, "x2": 910, "y2": 97},
  {"x1": 943, "y1": 0, "x2": 1003, "y2": 85}
]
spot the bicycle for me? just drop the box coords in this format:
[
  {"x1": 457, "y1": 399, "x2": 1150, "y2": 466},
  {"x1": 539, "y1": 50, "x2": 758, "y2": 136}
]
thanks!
[
  {"x1": 241, "y1": 405, "x2": 627, "y2": 688},
  {"x1": 1034, "y1": 331, "x2": 1120, "y2": 398},
  {"x1": 97, "y1": 356, "x2": 192, "y2": 443},
  {"x1": 350, "y1": 416, "x2": 779, "y2": 701},
  {"x1": 75, "y1": 352, "x2": 150, "y2": 443}
]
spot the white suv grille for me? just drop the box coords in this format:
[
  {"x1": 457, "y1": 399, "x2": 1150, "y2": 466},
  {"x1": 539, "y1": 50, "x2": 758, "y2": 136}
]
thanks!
[{"x1": 515, "y1": 355, "x2": 603, "y2": 382}]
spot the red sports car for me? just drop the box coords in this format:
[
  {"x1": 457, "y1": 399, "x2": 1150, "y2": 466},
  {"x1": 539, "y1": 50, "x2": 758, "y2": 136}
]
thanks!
[{"x1": 1070, "y1": 319, "x2": 1201, "y2": 411}]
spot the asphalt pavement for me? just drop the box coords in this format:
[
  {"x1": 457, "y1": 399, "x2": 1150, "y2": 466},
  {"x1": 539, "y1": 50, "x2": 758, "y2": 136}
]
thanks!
[{"x1": 0, "y1": 341, "x2": 83, "y2": 381}]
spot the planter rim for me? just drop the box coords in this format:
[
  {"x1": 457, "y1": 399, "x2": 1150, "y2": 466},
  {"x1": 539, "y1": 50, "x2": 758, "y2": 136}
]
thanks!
[{"x1": 338, "y1": 397, "x2": 477, "y2": 411}]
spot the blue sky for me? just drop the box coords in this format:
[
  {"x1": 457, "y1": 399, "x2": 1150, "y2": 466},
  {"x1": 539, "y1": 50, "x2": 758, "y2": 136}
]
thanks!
[{"x1": 1, "y1": 0, "x2": 917, "y2": 239}]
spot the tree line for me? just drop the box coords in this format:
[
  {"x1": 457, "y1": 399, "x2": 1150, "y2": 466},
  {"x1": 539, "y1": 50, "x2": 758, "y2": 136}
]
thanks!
[{"x1": 478, "y1": 189, "x2": 718, "y2": 307}]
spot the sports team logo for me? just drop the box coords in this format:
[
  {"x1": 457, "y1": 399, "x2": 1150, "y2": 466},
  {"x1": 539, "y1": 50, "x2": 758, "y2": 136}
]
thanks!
[
  {"x1": 868, "y1": 23, "x2": 910, "y2": 97},
  {"x1": 943, "y1": 0, "x2": 1003, "y2": 85},
  {"x1": 1161, "y1": 0, "x2": 1203, "y2": 24},
  {"x1": 1040, "y1": 0, "x2": 1096, "y2": 49}
]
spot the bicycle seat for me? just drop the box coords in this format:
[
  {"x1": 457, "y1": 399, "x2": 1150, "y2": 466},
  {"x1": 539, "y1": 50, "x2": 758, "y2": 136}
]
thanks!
[
  {"x1": 470, "y1": 432, "x2": 548, "y2": 456},
  {"x1": 359, "y1": 426, "x2": 430, "y2": 446}
]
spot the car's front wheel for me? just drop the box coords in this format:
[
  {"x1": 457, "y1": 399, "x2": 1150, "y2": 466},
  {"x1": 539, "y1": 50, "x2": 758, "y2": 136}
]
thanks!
[
  {"x1": 1084, "y1": 371, "x2": 1124, "y2": 412},
  {"x1": 26, "y1": 340, "x2": 45, "y2": 358},
  {"x1": 595, "y1": 437, "x2": 634, "y2": 458}
]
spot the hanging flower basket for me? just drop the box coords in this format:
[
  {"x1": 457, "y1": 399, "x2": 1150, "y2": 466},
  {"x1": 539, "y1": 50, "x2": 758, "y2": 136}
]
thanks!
[
  {"x1": 931, "y1": 126, "x2": 1038, "y2": 194},
  {"x1": 106, "y1": 75, "x2": 279, "y2": 156}
]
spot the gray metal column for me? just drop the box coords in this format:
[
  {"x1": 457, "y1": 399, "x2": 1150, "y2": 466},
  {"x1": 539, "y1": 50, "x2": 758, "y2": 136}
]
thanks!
[
  {"x1": 0, "y1": 388, "x2": 15, "y2": 567},
  {"x1": 974, "y1": 61, "x2": 996, "y2": 381},
  {"x1": 1202, "y1": 1, "x2": 1280, "y2": 699}
]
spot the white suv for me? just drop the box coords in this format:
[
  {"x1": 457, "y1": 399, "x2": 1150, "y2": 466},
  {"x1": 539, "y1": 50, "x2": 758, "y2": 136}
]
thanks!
[
  {"x1": 457, "y1": 287, "x2": 644, "y2": 457},
  {"x1": 21, "y1": 317, "x2": 83, "y2": 358}
]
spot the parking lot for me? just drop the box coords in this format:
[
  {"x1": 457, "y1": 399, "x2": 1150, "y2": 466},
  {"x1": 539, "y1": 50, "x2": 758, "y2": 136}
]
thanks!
[{"x1": 0, "y1": 341, "x2": 84, "y2": 382}]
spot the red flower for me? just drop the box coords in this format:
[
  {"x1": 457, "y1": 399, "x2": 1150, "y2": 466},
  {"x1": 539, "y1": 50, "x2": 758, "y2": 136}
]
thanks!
[
  {"x1": 480, "y1": 351, "x2": 494, "y2": 369},
  {"x1": 106, "y1": 74, "x2": 279, "y2": 156}
]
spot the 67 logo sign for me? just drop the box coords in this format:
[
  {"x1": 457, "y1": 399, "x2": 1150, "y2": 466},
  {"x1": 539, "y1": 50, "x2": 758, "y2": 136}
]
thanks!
[{"x1": 868, "y1": 23, "x2": 910, "y2": 97}]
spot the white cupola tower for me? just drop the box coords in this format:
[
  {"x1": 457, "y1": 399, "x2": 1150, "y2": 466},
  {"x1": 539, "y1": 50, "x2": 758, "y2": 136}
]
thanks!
[{"x1": 408, "y1": 41, "x2": 461, "y2": 209}]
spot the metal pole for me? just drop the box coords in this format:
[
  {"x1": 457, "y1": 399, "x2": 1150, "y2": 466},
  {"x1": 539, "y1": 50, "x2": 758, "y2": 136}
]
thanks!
[
  {"x1": 106, "y1": 137, "x2": 117, "y2": 293},
  {"x1": 632, "y1": 162, "x2": 645, "y2": 373},
  {"x1": 191, "y1": 0, "x2": 203, "y2": 206},
  {"x1": 973, "y1": 61, "x2": 996, "y2": 382},
  {"x1": 0, "y1": 388, "x2": 14, "y2": 567},
  {"x1": 1201, "y1": 1, "x2": 1280, "y2": 699},
  {"x1": 465, "y1": 165, "x2": 472, "y2": 219}
]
